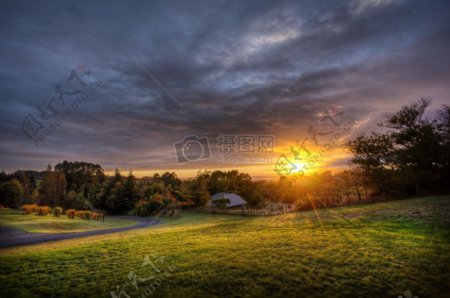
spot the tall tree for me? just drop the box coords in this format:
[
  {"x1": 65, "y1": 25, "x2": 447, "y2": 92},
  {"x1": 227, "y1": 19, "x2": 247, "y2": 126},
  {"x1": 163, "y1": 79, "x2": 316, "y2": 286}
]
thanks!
[
  {"x1": 0, "y1": 179, "x2": 24, "y2": 208},
  {"x1": 40, "y1": 165, "x2": 67, "y2": 207},
  {"x1": 348, "y1": 99, "x2": 448, "y2": 196},
  {"x1": 122, "y1": 171, "x2": 139, "y2": 209},
  {"x1": 160, "y1": 172, "x2": 181, "y2": 191},
  {"x1": 98, "y1": 168, "x2": 122, "y2": 209},
  {"x1": 193, "y1": 176, "x2": 210, "y2": 207},
  {"x1": 55, "y1": 161, "x2": 104, "y2": 199}
]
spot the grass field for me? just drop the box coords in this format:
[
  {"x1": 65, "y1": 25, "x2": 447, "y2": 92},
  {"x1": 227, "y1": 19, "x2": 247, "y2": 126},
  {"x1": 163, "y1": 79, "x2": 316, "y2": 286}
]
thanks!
[
  {"x1": 0, "y1": 196, "x2": 449, "y2": 297},
  {"x1": 0, "y1": 209, "x2": 136, "y2": 233}
]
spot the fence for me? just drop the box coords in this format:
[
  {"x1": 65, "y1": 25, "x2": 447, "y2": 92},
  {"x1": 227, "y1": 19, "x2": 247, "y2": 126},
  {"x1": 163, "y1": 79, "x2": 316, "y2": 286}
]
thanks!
[{"x1": 196, "y1": 206, "x2": 295, "y2": 216}]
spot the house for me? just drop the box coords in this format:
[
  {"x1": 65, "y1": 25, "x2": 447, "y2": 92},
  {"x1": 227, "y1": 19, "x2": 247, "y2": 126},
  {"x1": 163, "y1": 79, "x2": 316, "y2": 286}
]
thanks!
[{"x1": 210, "y1": 192, "x2": 248, "y2": 210}]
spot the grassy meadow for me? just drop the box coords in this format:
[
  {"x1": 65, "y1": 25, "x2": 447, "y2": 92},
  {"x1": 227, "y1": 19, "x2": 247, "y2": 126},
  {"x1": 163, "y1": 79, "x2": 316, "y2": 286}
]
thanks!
[
  {"x1": 0, "y1": 196, "x2": 449, "y2": 297},
  {"x1": 0, "y1": 209, "x2": 136, "y2": 234}
]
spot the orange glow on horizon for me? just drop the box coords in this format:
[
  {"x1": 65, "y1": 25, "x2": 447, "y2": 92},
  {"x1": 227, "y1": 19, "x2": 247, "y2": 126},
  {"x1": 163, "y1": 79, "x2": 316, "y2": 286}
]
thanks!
[{"x1": 104, "y1": 144, "x2": 352, "y2": 180}]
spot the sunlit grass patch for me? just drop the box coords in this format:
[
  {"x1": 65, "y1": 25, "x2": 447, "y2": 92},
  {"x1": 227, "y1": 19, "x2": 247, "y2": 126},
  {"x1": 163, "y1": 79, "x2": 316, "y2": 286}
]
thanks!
[{"x1": 0, "y1": 196, "x2": 449, "y2": 297}]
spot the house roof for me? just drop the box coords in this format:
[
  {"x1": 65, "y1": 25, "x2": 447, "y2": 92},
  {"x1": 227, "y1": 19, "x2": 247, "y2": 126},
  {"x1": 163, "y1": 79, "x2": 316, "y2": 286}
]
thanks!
[{"x1": 210, "y1": 192, "x2": 247, "y2": 208}]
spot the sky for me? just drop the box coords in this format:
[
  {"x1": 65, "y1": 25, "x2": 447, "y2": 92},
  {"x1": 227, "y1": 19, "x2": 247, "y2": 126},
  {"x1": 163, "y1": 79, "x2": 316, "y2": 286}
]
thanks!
[{"x1": 0, "y1": 0, "x2": 449, "y2": 179}]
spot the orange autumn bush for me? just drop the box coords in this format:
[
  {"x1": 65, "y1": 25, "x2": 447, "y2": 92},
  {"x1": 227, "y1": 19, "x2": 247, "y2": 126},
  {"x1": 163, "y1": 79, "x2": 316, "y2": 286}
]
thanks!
[
  {"x1": 73, "y1": 210, "x2": 91, "y2": 219},
  {"x1": 19, "y1": 205, "x2": 100, "y2": 221},
  {"x1": 82, "y1": 211, "x2": 91, "y2": 220},
  {"x1": 37, "y1": 206, "x2": 51, "y2": 216},
  {"x1": 91, "y1": 212, "x2": 105, "y2": 221},
  {"x1": 91, "y1": 212, "x2": 99, "y2": 220},
  {"x1": 65, "y1": 209, "x2": 76, "y2": 218},
  {"x1": 21, "y1": 204, "x2": 39, "y2": 214},
  {"x1": 65, "y1": 209, "x2": 102, "y2": 221},
  {"x1": 74, "y1": 210, "x2": 84, "y2": 218}
]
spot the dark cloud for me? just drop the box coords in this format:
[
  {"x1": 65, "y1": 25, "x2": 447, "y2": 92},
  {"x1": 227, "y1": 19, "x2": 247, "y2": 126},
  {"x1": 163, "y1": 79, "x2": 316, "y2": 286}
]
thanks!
[{"x1": 0, "y1": 0, "x2": 449, "y2": 177}]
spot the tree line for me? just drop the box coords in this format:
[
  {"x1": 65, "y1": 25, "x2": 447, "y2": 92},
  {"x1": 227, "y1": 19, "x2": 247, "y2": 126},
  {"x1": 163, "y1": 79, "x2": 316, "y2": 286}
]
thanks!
[
  {"x1": 0, "y1": 99, "x2": 448, "y2": 214},
  {"x1": 0, "y1": 164, "x2": 370, "y2": 214}
]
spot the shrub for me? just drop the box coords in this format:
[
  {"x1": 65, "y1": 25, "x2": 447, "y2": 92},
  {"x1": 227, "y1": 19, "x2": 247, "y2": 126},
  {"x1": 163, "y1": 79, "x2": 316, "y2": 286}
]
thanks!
[
  {"x1": 83, "y1": 211, "x2": 91, "y2": 220},
  {"x1": 91, "y1": 212, "x2": 100, "y2": 220},
  {"x1": 91, "y1": 212, "x2": 104, "y2": 221},
  {"x1": 74, "y1": 210, "x2": 84, "y2": 218},
  {"x1": 65, "y1": 209, "x2": 75, "y2": 218},
  {"x1": 37, "y1": 206, "x2": 51, "y2": 216},
  {"x1": 73, "y1": 210, "x2": 92, "y2": 220},
  {"x1": 52, "y1": 207, "x2": 63, "y2": 217},
  {"x1": 21, "y1": 204, "x2": 39, "y2": 214}
]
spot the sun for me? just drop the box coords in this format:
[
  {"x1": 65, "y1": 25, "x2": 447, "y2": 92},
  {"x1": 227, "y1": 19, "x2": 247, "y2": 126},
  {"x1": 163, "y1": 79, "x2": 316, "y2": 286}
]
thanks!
[{"x1": 292, "y1": 162, "x2": 307, "y2": 174}]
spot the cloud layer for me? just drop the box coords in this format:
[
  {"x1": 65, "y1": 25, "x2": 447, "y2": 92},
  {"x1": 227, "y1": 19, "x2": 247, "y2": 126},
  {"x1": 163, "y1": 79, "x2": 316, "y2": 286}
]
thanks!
[{"x1": 1, "y1": 0, "x2": 449, "y2": 177}]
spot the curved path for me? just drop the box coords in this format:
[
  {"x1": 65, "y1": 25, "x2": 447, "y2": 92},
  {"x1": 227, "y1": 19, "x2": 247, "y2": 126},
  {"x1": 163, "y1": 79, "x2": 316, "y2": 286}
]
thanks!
[{"x1": 0, "y1": 216, "x2": 161, "y2": 248}]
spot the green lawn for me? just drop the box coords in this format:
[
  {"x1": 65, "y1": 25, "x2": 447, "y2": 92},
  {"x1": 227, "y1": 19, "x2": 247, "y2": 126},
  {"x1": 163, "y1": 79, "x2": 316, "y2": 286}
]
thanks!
[
  {"x1": 0, "y1": 209, "x2": 136, "y2": 233},
  {"x1": 0, "y1": 196, "x2": 449, "y2": 297}
]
